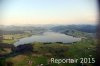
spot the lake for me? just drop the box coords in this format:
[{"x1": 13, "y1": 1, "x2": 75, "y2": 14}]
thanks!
[{"x1": 14, "y1": 32, "x2": 81, "y2": 46}]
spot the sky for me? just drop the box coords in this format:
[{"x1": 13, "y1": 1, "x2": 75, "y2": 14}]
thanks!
[{"x1": 0, "y1": 0, "x2": 98, "y2": 25}]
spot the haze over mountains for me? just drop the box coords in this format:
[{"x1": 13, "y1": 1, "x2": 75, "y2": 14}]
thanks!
[{"x1": 0, "y1": 24, "x2": 96, "y2": 37}]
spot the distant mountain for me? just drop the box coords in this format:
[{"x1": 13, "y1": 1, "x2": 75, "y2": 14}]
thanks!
[
  {"x1": 50, "y1": 25, "x2": 97, "y2": 37},
  {"x1": 51, "y1": 25, "x2": 96, "y2": 33},
  {"x1": 0, "y1": 25, "x2": 97, "y2": 37}
]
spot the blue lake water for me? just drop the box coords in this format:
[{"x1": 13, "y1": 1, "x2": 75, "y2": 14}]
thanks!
[{"x1": 14, "y1": 32, "x2": 81, "y2": 46}]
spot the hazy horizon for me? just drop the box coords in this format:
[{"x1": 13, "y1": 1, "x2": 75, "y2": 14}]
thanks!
[{"x1": 0, "y1": 0, "x2": 98, "y2": 25}]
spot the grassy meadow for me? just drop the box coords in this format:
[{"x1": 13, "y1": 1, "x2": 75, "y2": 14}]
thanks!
[{"x1": 0, "y1": 38, "x2": 96, "y2": 66}]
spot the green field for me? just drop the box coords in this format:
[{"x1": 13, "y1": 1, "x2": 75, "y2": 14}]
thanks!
[
  {"x1": 0, "y1": 38, "x2": 96, "y2": 66},
  {"x1": 2, "y1": 33, "x2": 32, "y2": 44}
]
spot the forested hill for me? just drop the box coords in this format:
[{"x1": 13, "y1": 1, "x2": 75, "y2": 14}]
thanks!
[
  {"x1": 51, "y1": 25, "x2": 96, "y2": 33},
  {"x1": 50, "y1": 25, "x2": 96, "y2": 37}
]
